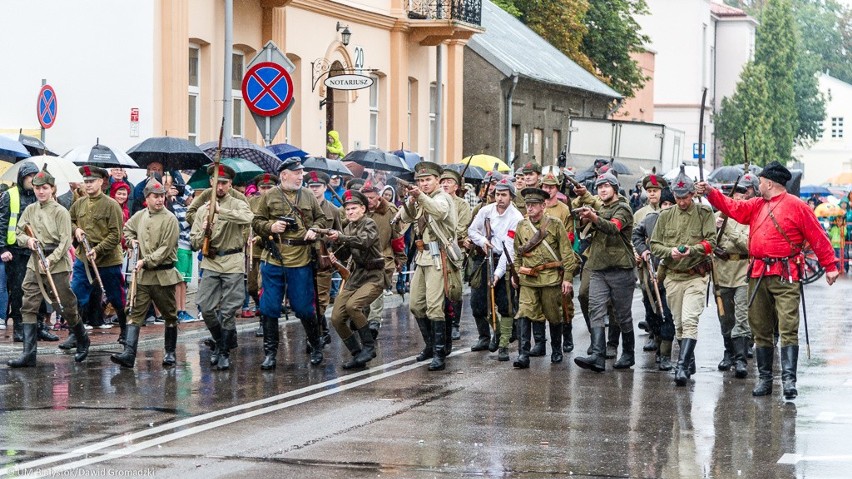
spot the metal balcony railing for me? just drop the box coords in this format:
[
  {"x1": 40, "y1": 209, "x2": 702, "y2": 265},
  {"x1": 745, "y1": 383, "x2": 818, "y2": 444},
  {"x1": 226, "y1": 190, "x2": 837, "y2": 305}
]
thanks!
[{"x1": 407, "y1": 0, "x2": 482, "y2": 26}]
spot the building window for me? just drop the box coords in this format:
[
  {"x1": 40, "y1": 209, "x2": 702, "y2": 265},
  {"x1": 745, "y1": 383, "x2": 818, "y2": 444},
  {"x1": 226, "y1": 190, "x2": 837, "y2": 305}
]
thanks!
[
  {"x1": 817, "y1": 120, "x2": 824, "y2": 140},
  {"x1": 232, "y1": 52, "x2": 244, "y2": 137},
  {"x1": 533, "y1": 128, "x2": 543, "y2": 163},
  {"x1": 369, "y1": 76, "x2": 379, "y2": 148},
  {"x1": 832, "y1": 117, "x2": 844, "y2": 138},
  {"x1": 429, "y1": 83, "x2": 437, "y2": 161},
  {"x1": 188, "y1": 45, "x2": 200, "y2": 144}
]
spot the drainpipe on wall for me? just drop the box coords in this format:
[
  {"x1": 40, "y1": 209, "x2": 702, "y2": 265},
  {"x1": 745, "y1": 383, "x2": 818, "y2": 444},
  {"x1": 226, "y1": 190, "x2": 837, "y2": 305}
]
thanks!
[
  {"x1": 223, "y1": 0, "x2": 233, "y2": 137},
  {"x1": 435, "y1": 44, "x2": 443, "y2": 163},
  {"x1": 505, "y1": 73, "x2": 519, "y2": 167}
]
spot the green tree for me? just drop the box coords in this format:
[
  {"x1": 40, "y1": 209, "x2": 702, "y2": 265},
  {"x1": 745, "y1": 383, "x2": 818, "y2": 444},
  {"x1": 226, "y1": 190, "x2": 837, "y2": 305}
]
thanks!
[
  {"x1": 794, "y1": 50, "x2": 827, "y2": 147},
  {"x1": 753, "y1": 0, "x2": 799, "y2": 163},
  {"x1": 512, "y1": 0, "x2": 595, "y2": 73},
  {"x1": 716, "y1": 63, "x2": 775, "y2": 166},
  {"x1": 581, "y1": 0, "x2": 650, "y2": 97}
]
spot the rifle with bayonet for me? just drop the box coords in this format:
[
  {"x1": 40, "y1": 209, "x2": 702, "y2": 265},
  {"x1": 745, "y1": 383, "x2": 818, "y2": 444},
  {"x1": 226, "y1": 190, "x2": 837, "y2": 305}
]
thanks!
[
  {"x1": 80, "y1": 233, "x2": 107, "y2": 302},
  {"x1": 24, "y1": 225, "x2": 65, "y2": 317},
  {"x1": 202, "y1": 118, "x2": 225, "y2": 258},
  {"x1": 127, "y1": 241, "x2": 140, "y2": 316},
  {"x1": 308, "y1": 228, "x2": 353, "y2": 281},
  {"x1": 485, "y1": 218, "x2": 498, "y2": 333}
]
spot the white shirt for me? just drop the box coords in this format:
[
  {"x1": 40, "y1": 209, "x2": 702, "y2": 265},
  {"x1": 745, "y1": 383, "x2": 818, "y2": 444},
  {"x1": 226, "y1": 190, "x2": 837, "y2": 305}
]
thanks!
[{"x1": 468, "y1": 202, "x2": 524, "y2": 280}]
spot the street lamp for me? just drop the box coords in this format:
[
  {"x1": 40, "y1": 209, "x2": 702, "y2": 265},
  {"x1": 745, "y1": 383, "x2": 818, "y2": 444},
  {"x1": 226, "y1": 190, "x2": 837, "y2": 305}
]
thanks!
[{"x1": 336, "y1": 21, "x2": 351, "y2": 46}]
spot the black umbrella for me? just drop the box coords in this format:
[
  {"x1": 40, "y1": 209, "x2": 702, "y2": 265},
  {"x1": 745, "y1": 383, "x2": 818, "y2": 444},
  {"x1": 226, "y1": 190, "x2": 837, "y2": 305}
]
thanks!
[
  {"x1": 707, "y1": 164, "x2": 763, "y2": 184},
  {"x1": 17, "y1": 134, "x2": 57, "y2": 157},
  {"x1": 443, "y1": 162, "x2": 487, "y2": 181},
  {"x1": 199, "y1": 137, "x2": 282, "y2": 173},
  {"x1": 301, "y1": 156, "x2": 353, "y2": 177},
  {"x1": 584, "y1": 161, "x2": 632, "y2": 176},
  {"x1": 343, "y1": 149, "x2": 412, "y2": 173},
  {"x1": 127, "y1": 137, "x2": 209, "y2": 170},
  {"x1": 63, "y1": 141, "x2": 138, "y2": 168},
  {"x1": 575, "y1": 170, "x2": 597, "y2": 183}
]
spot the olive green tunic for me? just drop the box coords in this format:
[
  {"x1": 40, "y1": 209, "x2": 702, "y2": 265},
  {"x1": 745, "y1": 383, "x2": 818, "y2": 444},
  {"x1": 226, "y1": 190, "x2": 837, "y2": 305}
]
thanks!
[
  {"x1": 190, "y1": 194, "x2": 253, "y2": 273},
  {"x1": 649, "y1": 201, "x2": 717, "y2": 281},
  {"x1": 251, "y1": 186, "x2": 328, "y2": 268},
  {"x1": 69, "y1": 192, "x2": 124, "y2": 267}
]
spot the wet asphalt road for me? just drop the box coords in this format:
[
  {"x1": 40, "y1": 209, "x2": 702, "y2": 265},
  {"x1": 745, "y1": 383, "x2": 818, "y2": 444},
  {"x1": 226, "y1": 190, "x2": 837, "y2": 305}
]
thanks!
[{"x1": 0, "y1": 276, "x2": 851, "y2": 479}]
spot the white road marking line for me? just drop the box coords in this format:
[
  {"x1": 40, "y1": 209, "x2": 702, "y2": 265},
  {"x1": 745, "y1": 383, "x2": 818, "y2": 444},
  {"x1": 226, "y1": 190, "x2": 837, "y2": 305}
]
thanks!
[
  {"x1": 2, "y1": 350, "x2": 467, "y2": 478},
  {"x1": 778, "y1": 454, "x2": 852, "y2": 464}
]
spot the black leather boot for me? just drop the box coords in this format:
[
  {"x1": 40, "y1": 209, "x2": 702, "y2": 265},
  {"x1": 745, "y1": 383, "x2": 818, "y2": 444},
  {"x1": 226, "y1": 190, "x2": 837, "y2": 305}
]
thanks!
[
  {"x1": 658, "y1": 340, "x2": 673, "y2": 371},
  {"x1": 255, "y1": 318, "x2": 264, "y2": 337},
  {"x1": 781, "y1": 345, "x2": 799, "y2": 399},
  {"x1": 368, "y1": 320, "x2": 380, "y2": 340},
  {"x1": 512, "y1": 318, "x2": 532, "y2": 369},
  {"x1": 574, "y1": 327, "x2": 606, "y2": 372},
  {"x1": 746, "y1": 336, "x2": 754, "y2": 358},
  {"x1": 529, "y1": 321, "x2": 546, "y2": 357},
  {"x1": 444, "y1": 317, "x2": 453, "y2": 355},
  {"x1": 415, "y1": 317, "x2": 433, "y2": 362},
  {"x1": 606, "y1": 322, "x2": 620, "y2": 359},
  {"x1": 562, "y1": 322, "x2": 574, "y2": 353},
  {"x1": 8, "y1": 323, "x2": 37, "y2": 367},
  {"x1": 37, "y1": 317, "x2": 59, "y2": 341},
  {"x1": 300, "y1": 317, "x2": 323, "y2": 365},
  {"x1": 71, "y1": 322, "x2": 90, "y2": 363},
  {"x1": 260, "y1": 316, "x2": 279, "y2": 370},
  {"x1": 674, "y1": 338, "x2": 697, "y2": 386},
  {"x1": 116, "y1": 310, "x2": 128, "y2": 345},
  {"x1": 549, "y1": 323, "x2": 563, "y2": 363},
  {"x1": 752, "y1": 347, "x2": 774, "y2": 396},
  {"x1": 509, "y1": 318, "x2": 517, "y2": 343},
  {"x1": 111, "y1": 325, "x2": 140, "y2": 368},
  {"x1": 217, "y1": 329, "x2": 234, "y2": 370},
  {"x1": 207, "y1": 324, "x2": 223, "y2": 366},
  {"x1": 428, "y1": 320, "x2": 447, "y2": 371},
  {"x1": 732, "y1": 336, "x2": 748, "y2": 378},
  {"x1": 497, "y1": 347, "x2": 510, "y2": 361},
  {"x1": 613, "y1": 330, "x2": 635, "y2": 369},
  {"x1": 227, "y1": 326, "x2": 239, "y2": 350},
  {"x1": 718, "y1": 335, "x2": 733, "y2": 371},
  {"x1": 354, "y1": 326, "x2": 377, "y2": 367},
  {"x1": 12, "y1": 319, "x2": 24, "y2": 342},
  {"x1": 341, "y1": 334, "x2": 363, "y2": 370},
  {"x1": 643, "y1": 333, "x2": 658, "y2": 352},
  {"x1": 319, "y1": 314, "x2": 332, "y2": 347},
  {"x1": 163, "y1": 326, "x2": 177, "y2": 367},
  {"x1": 58, "y1": 331, "x2": 77, "y2": 350},
  {"x1": 471, "y1": 316, "x2": 491, "y2": 351}
]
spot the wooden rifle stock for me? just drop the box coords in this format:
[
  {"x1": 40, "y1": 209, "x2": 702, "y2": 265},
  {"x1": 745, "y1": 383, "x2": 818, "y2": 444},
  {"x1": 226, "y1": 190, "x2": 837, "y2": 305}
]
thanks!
[
  {"x1": 484, "y1": 218, "x2": 498, "y2": 332},
  {"x1": 24, "y1": 225, "x2": 64, "y2": 317},
  {"x1": 309, "y1": 228, "x2": 352, "y2": 280},
  {"x1": 80, "y1": 233, "x2": 106, "y2": 300},
  {"x1": 202, "y1": 118, "x2": 225, "y2": 257},
  {"x1": 127, "y1": 242, "x2": 140, "y2": 315}
]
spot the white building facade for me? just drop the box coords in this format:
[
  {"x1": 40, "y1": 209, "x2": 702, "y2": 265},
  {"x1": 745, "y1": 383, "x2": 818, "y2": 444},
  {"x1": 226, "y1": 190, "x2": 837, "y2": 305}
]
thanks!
[{"x1": 793, "y1": 73, "x2": 852, "y2": 184}]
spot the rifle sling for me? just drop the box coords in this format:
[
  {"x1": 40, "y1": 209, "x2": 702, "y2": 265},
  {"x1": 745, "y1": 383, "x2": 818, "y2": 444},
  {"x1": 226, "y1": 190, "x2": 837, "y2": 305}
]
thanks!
[
  {"x1": 518, "y1": 216, "x2": 551, "y2": 257},
  {"x1": 33, "y1": 268, "x2": 55, "y2": 306}
]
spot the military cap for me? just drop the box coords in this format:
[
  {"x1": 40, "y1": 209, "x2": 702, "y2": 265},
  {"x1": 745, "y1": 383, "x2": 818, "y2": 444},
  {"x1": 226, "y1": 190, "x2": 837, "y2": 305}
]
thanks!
[
  {"x1": 521, "y1": 187, "x2": 548, "y2": 204},
  {"x1": 79, "y1": 165, "x2": 108, "y2": 180},
  {"x1": 522, "y1": 161, "x2": 542, "y2": 174},
  {"x1": 494, "y1": 177, "x2": 516, "y2": 197},
  {"x1": 360, "y1": 180, "x2": 379, "y2": 194},
  {"x1": 595, "y1": 171, "x2": 620, "y2": 189},
  {"x1": 346, "y1": 178, "x2": 365, "y2": 190},
  {"x1": 32, "y1": 164, "x2": 55, "y2": 187},
  {"x1": 277, "y1": 156, "x2": 304, "y2": 173},
  {"x1": 305, "y1": 171, "x2": 330, "y2": 186},
  {"x1": 439, "y1": 168, "x2": 462, "y2": 184},
  {"x1": 671, "y1": 164, "x2": 695, "y2": 197},
  {"x1": 594, "y1": 158, "x2": 609, "y2": 168},
  {"x1": 414, "y1": 161, "x2": 442, "y2": 179},
  {"x1": 484, "y1": 170, "x2": 504, "y2": 182},
  {"x1": 252, "y1": 173, "x2": 279, "y2": 187},
  {"x1": 206, "y1": 163, "x2": 236, "y2": 182},
  {"x1": 758, "y1": 161, "x2": 791, "y2": 185},
  {"x1": 514, "y1": 166, "x2": 525, "y2": 177},
  {"x1": 641, "y1": 173, "x2": 669, "y2": 190},
  {"x1": 737, "y1": 173, "x2": 759, "y2": 191},
  {"x1": 541, "y1": 171, "x2": 561, "y2": 186},
  {"x1": 342, "y1": 189, "x2": 368, "y2": 208},
  {"x1": 144, "y1": 178, "x2": 166, "y2": 196}
]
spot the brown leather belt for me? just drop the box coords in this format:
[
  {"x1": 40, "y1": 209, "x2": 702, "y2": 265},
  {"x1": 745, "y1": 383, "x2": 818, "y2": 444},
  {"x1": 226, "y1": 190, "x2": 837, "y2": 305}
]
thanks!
[
  {"x1": 274, "y1": 239, "x2": 312, "y2": 246},
  {"x1": 518, "y1": 261, "x2": 562, "y2": 276}
]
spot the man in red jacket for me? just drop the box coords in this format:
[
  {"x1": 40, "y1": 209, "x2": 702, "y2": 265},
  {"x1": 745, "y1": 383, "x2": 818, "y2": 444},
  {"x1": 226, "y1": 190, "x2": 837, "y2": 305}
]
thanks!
[{"x1": 696, "y1": 161, "x2": 839, "y2": 400}]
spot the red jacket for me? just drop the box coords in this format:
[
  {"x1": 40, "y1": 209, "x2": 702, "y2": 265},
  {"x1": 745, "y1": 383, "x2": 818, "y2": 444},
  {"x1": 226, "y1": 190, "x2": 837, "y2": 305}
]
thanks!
[{"x1": 706, "y1": 188, "x2": 837, "y2": 281}]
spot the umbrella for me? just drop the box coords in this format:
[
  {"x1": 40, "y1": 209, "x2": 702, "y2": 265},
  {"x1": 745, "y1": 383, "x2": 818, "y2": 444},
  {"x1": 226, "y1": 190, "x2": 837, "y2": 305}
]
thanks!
[
  {"x1": 343, "y1": 149, "x2": 412, "y2": 173},
  {"x1": 1, "y1": 156, "x2": 83, "y2": 196},
  {"x1": 800, "y1": 185, "x2": 833, "y2": 196},
  {"x1": 199, "y1": 137, "x2": 281, "y2": 173},
  {"x1": 187, "y1": 157, "x2": 263, "y2": 189},
  {"x1": 825, "y1": 171, "x2": 852, "y2": 185},
  {"x1": 584, "y1": 161, "x2": 632, "y2": 176},
  {"x1": 268, "y1": 143, "x2": 309, "y2": 160},
  {"x1": 127, "y1": 137, "x2": 209, "y2": 170},
  {"x1": 442, "y1": 162, "x2": 487, "y2": 181},
  {"x1": 391, "y1": 149, "x2": 422, "y2": 169},
  {"x1": 64, "y1": 141, "x2": 138, "y2": 168},
  {"x1": 0, "y1": 136, "x2": 31, "y2": 160},
  {"x1": 459, "y1": 154, "x2": 510, "y2": 173},
  {"x1": 301, "y1": 156, "x2": 353, "y2": 177},
  {"x1": 707, "y1": 164, "x2": 763, "y2": 184},
  {"x1": 814, "y1": 202, "x2": 844, "y2": 218},
  {"x1": 17, "y1": 134, "x2": 57, "y2": 156},
  {"x1": 343, "y1": 161, "x2": 365, "y2": 180}
]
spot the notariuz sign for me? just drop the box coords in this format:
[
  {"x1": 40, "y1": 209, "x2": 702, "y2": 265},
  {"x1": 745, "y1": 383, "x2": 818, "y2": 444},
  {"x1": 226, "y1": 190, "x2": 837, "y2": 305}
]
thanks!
[{"x1": 324, "y1": 74, "x2": 374, "y2": 91}]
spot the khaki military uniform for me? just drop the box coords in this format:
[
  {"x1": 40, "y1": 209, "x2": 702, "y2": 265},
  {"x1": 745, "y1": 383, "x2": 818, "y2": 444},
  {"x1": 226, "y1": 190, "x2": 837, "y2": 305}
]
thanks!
[
  {"x1": 252, "y1": 187, "x2": 328, "y2": 268},
  {"x1": 123, "y1": 206, "x2": 182, "y2": 327},
  {"x1": 70, "y1": 192, "x2": 124, "y2": 267},
  {"x1": 366, "y1": 200, "x2": 407, "y2": 326},
  {"x1": 514, "y1": 215, "x2": 577, "y2": 324},
  {"x1": 513, "y1": 194, "x2": 527, "y2": 217},
  {"x1": 650, "y1": 202, "x2": 716, "y2": 340},
  {"x1": 16, "y1": 199, "x2": 80, "y2": 327},
  {"x1": 186, "y1": 188, "x2": 248, "y2": 226},
  {"x1": 315, "y1": 197, "x2": 342, "y2": 321},
  {"x1": 190, "y1": 193, "x2": 253, "y2": 331},
  {"x1": 247, "y1": 195, "x2": 265, "y2": 302},
  {"x1": 713, "y1": 212, "x2": 751, "y2": 340},
  {"x1": 330, "y1": 217, "x2": 385, "y2": 339},
  {"x1": 400, "y1": 189, "x2": 457, "y2": 320}
]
